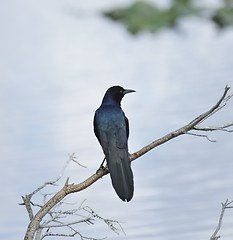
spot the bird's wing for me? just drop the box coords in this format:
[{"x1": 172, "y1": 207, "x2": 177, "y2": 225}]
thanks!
[
  {"x1": 93, "y1": 109, "x2": 109, "y2": 154},
  {"x1": 124, "y1": 116, "x2": 129, "y2": 139},
  {"x1": 115, "y1": 114, "x2": 129, "y2": 148},
  {"x1": 93, "y1": 113, "x2": 99, "y2": 141},
  {"x1": 115, "y1": 126, "x2": 128, "y2": 149}
]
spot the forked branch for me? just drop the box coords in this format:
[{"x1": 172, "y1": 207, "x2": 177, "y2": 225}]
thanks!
[
  {"x1": 24, "y1": 86, "x2": 233, "y2": 240},
  {"x1": 210, "y1": 199, "x2": 233, "y2": 240}
]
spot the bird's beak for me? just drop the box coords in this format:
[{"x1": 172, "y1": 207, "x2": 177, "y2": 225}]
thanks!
[{"x1": 123, "y1": 89, "x2": 136, "y2": 95}]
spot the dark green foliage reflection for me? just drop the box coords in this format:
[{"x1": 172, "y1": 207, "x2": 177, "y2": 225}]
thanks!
[{"x1": 103, "y1": 0, "x2": 233, "y2": 34}]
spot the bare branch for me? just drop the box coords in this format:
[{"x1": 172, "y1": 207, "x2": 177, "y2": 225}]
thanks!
[
  {"x1": 21, "y1": 153, "x2": 79, "y2": 219},
  {"x1": 195, "y1": 86, "x2": 233, "y2": 125},
  {"x1": 185, "y1": 132, "x2": 216, "y2": 142},
  {"x1": 41, "y1": 232, "x2": 103, "y2": 240},
  {"x1": 24, "y1": 86, "x2": 233, "y2": 240},
  {"x1": 130, "y1": 85, "x2": 232, "y2": 160},
  {"x1": 22, "y1": 195, "x2": 34, "y2": 221},
  {"x1": 210, "y1": 199, "x2": 233, "y2": 240},
  {"x1": 83, "y1": 206, "x2": 125, "y2": 235},
  {"x1": 70, "y1": 153, "x2": 87, "y2": 168},
  {"x1": 194, "y1": 122, "x2": 233, "y2": 132},
  {"x1": 35, "y1": 228, "x2": 42, "y2": 240},
  {"x1": 40, "y1": 217, "x2": 94, "y2": 228}
]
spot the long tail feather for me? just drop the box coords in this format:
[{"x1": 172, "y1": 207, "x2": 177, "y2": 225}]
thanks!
[{"x1": 107, "y1": 147, "x2": 134, "y2": 202}]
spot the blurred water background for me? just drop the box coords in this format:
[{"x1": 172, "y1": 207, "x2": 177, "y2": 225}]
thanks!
[{"x1": 1, "y1": 0, "x2": 233, "y2": 239}]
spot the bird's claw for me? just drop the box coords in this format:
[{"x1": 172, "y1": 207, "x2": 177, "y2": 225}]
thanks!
[
  {"x1": 96, "y1": 165, "x2": 105, "y2": 174},
  {"x1": 96, "y1": 158, "x2": 107, "y2": 174}
]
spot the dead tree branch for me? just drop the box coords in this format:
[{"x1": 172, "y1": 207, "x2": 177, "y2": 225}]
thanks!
[
  {"x1": 21, "y1": 154, "x2": 78, "y2": 221},
  {"x1": 24, "y1": 86, "x2": 233, "y2": 240},
  {"x1": 22, "y1": 157, "x2": 122, "y2": 240},
  {"x1": 82, "y1": 206, "x2": 125, "y2": 235},
  {"x1": 210, "y1": 199, "x2": 233, "y2": 240},
  {"x1": 130, "y1": 85, "x2": 232, "y2": 160}
]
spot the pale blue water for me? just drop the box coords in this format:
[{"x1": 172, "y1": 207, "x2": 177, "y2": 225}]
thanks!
[{"x1": 1, "y1": 1, "x2": 233, "y2": 239}]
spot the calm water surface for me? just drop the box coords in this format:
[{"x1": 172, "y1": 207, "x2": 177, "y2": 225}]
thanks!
[{"x1": 1, "y1": 1, "x2": 233, "y2": 239}]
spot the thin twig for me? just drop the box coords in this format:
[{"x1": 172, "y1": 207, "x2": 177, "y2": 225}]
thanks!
[
  {"x1": 210, "y1": 199, "x2": 233, "y2": 240},
  {"x1": 40, "y1": 217, "x2": 94, "y2": 228},
  {"x1": 186, "y1": 132, "x2": 216, "y2": 142},
  {"x1": 194, "y1": 122, "x2": 233, "y2": 132},
  {"x1": 83, "y1": 206, "x2": 125, "y2": 235}
]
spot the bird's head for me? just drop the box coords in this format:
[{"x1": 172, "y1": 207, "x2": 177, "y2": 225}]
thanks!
[{"x1": 103, "y1": 86, "x2": 135, "y2": 105}]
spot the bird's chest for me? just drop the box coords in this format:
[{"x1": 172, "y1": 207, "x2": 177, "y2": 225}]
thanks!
[{"x1": 96, "y1": 107, "x2": 125, "y2": 130}]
